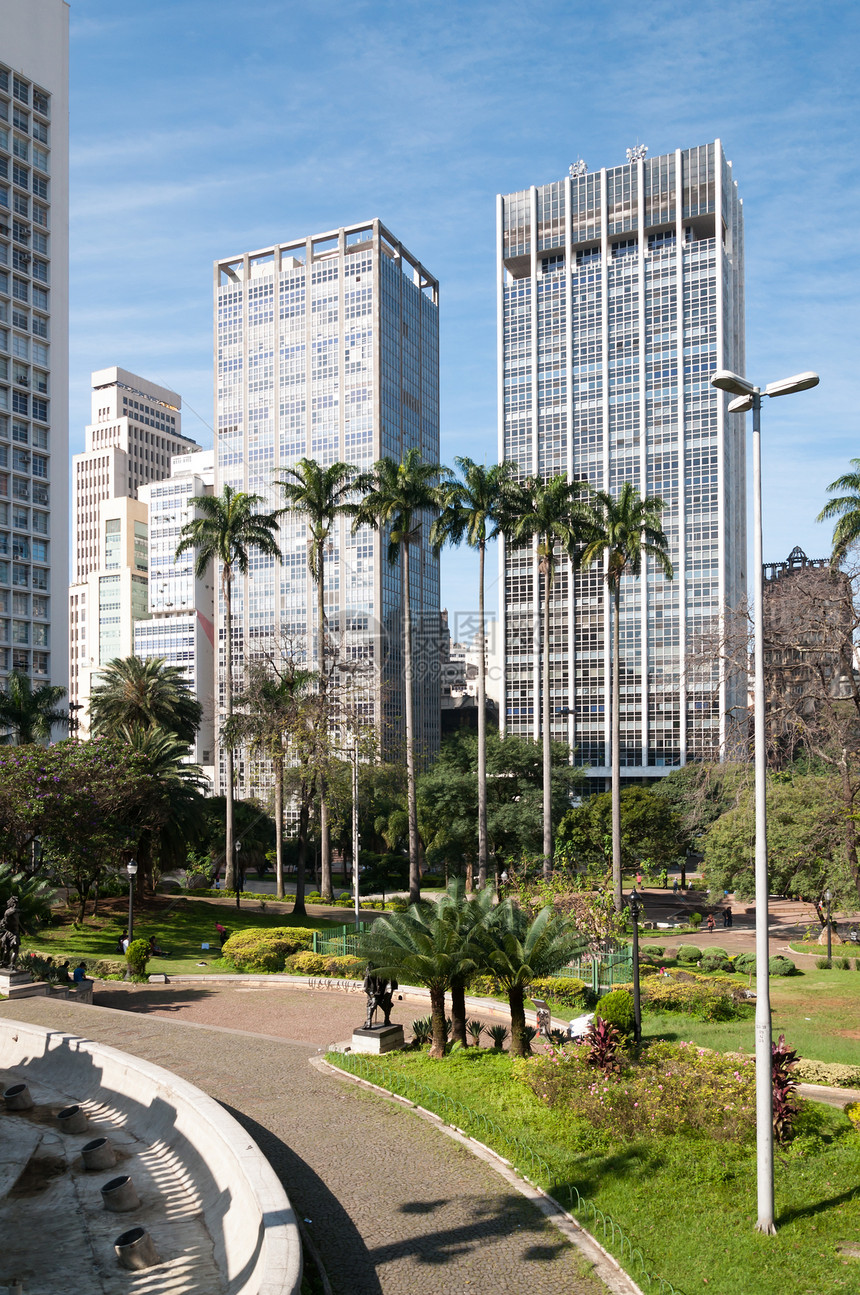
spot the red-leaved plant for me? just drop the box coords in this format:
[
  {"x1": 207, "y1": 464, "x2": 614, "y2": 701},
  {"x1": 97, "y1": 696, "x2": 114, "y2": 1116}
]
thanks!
[
  {"x1": 585, "y1": 1015, "x2": 623, "y2": 1074},
  {"x1": 772, "y1": 1033, "x2": 799, "y2": 1143}
]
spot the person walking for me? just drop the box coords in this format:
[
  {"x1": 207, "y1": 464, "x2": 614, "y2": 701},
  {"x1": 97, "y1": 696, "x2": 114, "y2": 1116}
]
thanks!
[{"x1": 706, "y1": 913, "x2": 716, "y2": 935}]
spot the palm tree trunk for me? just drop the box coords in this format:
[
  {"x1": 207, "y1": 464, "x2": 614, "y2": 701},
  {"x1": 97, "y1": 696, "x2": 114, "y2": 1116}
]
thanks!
[
  {"x1": 429, "y1": 983, "x2": 447, "y2": 1058},
  {"x1": 223, "y1": 567, "x2": 236, "y2": 894},
  {"x1": 542, "y1": 559, "x2": 552, "y2": 881},
  {"x1": 403, "y1": 543, "x2": 420, "y2": 903},
  {"x1": 611, "y1": 581, "x2": 623, "y2": 912},
  {"x1": 450, "y1": 975, "x2": 467, "y2": 1047},
  {"x1": 508, "y1": 981, "x2": 528, "y2": 1057},
  {"x1": 477, "y1": 540, "x2": 489, "y2": 889},
  {"x1": 317, "y1": 550, "x2": 332, "y2": 901},
  {"x1": 293, "y1": 785, "x2": 309, "y2": 917},
  {"x1": 274, "y1": 753, "x2": 284, "y2": 899}
]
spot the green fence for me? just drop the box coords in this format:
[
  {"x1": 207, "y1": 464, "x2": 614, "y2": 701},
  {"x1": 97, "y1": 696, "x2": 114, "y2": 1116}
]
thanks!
[
  {"x1": 312, "y1": 923, "x2": 373, "y2": 958},
  {"x1": 566, "y1": 946, "x2": 633, "y2": 996}
]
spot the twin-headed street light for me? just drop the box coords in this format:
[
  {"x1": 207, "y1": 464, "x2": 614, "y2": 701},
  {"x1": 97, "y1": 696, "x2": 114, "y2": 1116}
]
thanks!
[{"x1": 710, "y1": 366, "x2": 819, "y2": 1236}]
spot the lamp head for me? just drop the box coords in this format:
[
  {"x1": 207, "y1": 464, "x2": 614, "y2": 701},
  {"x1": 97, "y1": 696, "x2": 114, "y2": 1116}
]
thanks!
[
  {"x1": 728, "y1": 393, "x2": 754, "y2": 414},
  {"x1": 711, "y1": 369, "x2": 756, "y2": 397},
  {"x1": 765, "y1": 371, "x2": 820, "y2": 398},
  {"x1": 825, "y1": 888, "x2": 832, "y2": 902},
  {"x1": 127, "y1": 861, "x2": 138, "y2": 878}
]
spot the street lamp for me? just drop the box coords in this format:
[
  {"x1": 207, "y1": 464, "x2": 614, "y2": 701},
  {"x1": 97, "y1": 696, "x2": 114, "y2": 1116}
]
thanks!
[
  {"x1": 126, "y1": 861, "x2": 138, "y2": 945},
  {"x1": 234, "y1": 840, "x2": 242, "y2": 911},
  {"x1": 352, "y1": 744, "x2": 361, "y2": 931},
  {"x1": 825, "y1": 888, "x2": 832, "y2": 962},
  {"x1": 629, "y1": 887, "x2": 642, "y2": 1045},
  {"x1": 711, "y1": 365, "x2": 819, "y2": 1236}
]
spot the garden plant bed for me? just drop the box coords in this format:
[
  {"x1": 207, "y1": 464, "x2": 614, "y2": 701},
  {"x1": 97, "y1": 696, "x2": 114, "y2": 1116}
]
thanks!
[{"x1": 328, "y1": 1046, "x2": 860, "y2": 1295}]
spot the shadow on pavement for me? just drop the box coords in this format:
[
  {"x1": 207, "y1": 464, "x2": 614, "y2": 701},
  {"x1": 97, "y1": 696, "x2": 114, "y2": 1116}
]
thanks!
[
  {"x1": 369, "y1": 1193, "x2": 568, "y2": 1268},
  {"x1": 95, "y1": 986, "x2": 217, "y2": 1014}
]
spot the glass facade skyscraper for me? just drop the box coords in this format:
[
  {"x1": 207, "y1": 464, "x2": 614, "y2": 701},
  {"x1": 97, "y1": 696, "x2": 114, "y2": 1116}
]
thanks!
[
  {"x1": 214, "y1": 221, "x2": 440, "y2": 792},
  {"x1": 497, "y1": 141, "x2": 746, "y2": 785}
]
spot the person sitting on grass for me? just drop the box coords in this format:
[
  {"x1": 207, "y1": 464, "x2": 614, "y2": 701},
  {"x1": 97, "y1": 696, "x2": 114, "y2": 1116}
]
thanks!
[{"x1": 148, "y1": 935, "x2": 165, "y2": 957}]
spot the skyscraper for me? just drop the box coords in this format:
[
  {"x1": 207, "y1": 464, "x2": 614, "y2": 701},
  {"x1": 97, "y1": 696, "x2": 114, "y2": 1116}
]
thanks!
[
  {"x1": 0, "y1": 0, "x2": 68, "y2": 698},
  {"x1": 214, "y1": 220, "x2": 440, "y2": 792},
  {"x1": 497, "y1": 141, "x2": 745, "y2": 786},
  {"x1": 68, "y1": 366, "x2": 198, "y2": 730}
]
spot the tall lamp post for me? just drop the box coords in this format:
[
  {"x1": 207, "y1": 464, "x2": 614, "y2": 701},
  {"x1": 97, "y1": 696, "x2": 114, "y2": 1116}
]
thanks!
[
  {"x1": 126, "y1": 860, "x2": 138, "y2": 945},
  {"x1": 710, "y1": 366, "x2": 819, "y2": 1235},
  {"x1": 234, "y1": 840, "x2": 242, "y2": 911},
  {"x1": 825, "y1": 888, "x2": 832, "y2": 962},
  {"x1": 629, "y1": 887, "x2": 642, "y2": 1045},
  {"x1": 352, "y1": 744, "x2": 361, "y2": 931}
]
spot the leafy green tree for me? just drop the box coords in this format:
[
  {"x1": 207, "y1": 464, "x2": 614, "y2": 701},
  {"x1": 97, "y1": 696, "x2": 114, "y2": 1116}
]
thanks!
[
  {"x1": 224, "y1": 662, "x2": 315, "y2": 898},
  {"x1": 0, "y1": 671, "x2": 67, "y2": 746},
  {"x1": 280, "y1": 690, "x2": 329, "y2": 916},
  {"x1": 817, "y1": 459, "x2": 860, "y2": 564},
  {"x1": 579, "y1": 482, "x2": 673, "y2": 911},
  {"x1": 431, "y1": 458, "x2": 518, "y2": 888},
  {"x1": 89, "y1": 656, "x2": 202, "y2": 744},
  {"x1": 0, "y1": 861, "x2": 54, "y2": 931},
  {"x1": 175, "y1": 485, "x2": 282, "y2": 891},
  {"x1": 504, "y1": 474, "x2": 592, "y2": 880},
  {"x1": 556, "y1": 787, "x2": 683, "y2": 877},
  {"x1": 483, "y1": 900, "x2": 580, "y2": 1056},
  {"x1": 353, "y1": 449, "x2": 448, "y2": 903},
  {"x1": 199, "y1": 796, "x2": 276, "y2": 884},
  {"x1": 119, "y1": 725, "x2": 207, "y2": 893},
  {"x1": 277, "y1": 458, "x2": 368, "y2": 899}
]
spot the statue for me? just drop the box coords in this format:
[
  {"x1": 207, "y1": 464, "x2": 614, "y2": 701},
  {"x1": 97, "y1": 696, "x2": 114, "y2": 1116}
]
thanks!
[
  {"x1": 0, "y1": 895, "x2": 22, "y2": 970},
  {"x1": 362, "y1": 963, "x2": 398, "y2": 1029}
]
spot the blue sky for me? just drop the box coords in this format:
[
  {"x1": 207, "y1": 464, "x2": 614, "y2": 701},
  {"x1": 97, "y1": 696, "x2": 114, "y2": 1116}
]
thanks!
[{"x1": 68, "y1": 0, "x2": 859, "y2": 619}]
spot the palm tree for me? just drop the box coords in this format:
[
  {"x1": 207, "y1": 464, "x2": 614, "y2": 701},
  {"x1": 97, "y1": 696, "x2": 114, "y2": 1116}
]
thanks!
[
  {"x1": 0, "y1": 671, "x2": 68, "y2": 745},
  {"x1": 579, "y1": 482, "x2": 673, "y2": 911},
  {"x1": 484, "y1": 900, "x2": 580, "y2": 1056},
  {"x1": 175, "y1": 485, "x2": 282, "y2": 891},
  {"x1": 431, "y1": 459, "x2": 517, "y2": 889},
  {"x1": 505, "y1": 473, "x2": 591, "y2": 880},
  {"x1": 353, "y1": 449, "x2": 448, "y2": 903},
  {"x1": 122, "y1": 724, "x2": 208, "y2": 894},
  {"x1": 436, "y1": 878, "x2": 496, "y2": 1045},
  {"x1": 89, "y1": 655, "x2": 202, "y2": 744},
  {"x1": 818, "y1": 459, "x2": 860, "y2": 565},
  {"x1": 223, "y1": 661, "x2": 315, "y2": 899},
  {"x1": 277, "y1": 458, "x2": 368, "y2": 900}
]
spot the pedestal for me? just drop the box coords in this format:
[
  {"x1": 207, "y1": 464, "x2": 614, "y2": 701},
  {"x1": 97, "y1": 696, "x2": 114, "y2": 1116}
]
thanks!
[
  {"x1": 0, "y1": 970, "x2": 49, "y2": 999},
  {"x1": 351, "y1": 1024, "x2": 405, "y2": 1055}
]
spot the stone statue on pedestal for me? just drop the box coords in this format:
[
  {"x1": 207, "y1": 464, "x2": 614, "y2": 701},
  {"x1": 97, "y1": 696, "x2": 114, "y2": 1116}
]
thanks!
[
  {"x1": 362, "y1": 963, "x2": 398, "y2": 1028},
  {"x1": 0, "y1": 895, "x2": 22, "y2": 970}
]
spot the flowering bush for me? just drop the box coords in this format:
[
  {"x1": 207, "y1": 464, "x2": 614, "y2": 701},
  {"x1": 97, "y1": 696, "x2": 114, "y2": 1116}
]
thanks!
[{"x1": 523, "y1": 1039, "x2": 757, "y2": 1143}]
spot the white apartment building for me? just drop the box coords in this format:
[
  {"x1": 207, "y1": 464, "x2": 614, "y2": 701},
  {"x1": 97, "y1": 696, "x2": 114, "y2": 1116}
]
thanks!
[
  {"x1": 213, "y1": 221, "x2": 441, "y2": 792},
  {"x1": 68, "y1": 367, "x2": 198, "y2": 727},
  {"x1": 135, "y1": 450, "x2": 216, "y2": 775},
  {"x1": 0, "y1": 0, "x2": 68, "y2": 694},
  {"x1": 498, "y1": 142, "x2": 746, "y2": 787}
]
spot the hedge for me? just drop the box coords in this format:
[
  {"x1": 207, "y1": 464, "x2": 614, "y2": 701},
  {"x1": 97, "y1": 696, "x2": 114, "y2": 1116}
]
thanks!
[{"x1": 221, "y1": 926, "x2": 315, "y2": 972}]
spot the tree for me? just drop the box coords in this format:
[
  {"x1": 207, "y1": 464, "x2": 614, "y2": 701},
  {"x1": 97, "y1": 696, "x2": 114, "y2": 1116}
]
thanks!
[
  {"x1": 277, "y1": 458, "x2": 368, "y2": 900},
  {"x1": 579, "y1": 482, "x2": 673, "y2": 911},
  {"x1": 817, "y1": 458, "x2": 860, "y2": 565},
  {"x1": 89, "y1": 656, "x2": 202, "y2": 744},
  {"x1": 0, "y1": 671, "x2": 67, "y2": 746},
  {"x1": 483, "y1": 900, "x2": 580, "y2": 1057},
  {"x1": 431, "y1": 458, "x2": 517, "y2": 889},
  {"x1": 436, "y1": 878, "x2": 496, "y2": 1045},
  {"x1": 504, "y1": 474, "x2": 592, "y2": 880},
  {"x1": 175, "y1": 485, "x2": 282, "y2": 891},
  {"x1": 353, "y1": 449, "x2": 447, "y2": 903},
  {"x1": 119, "y1": 725, "x2": 208, "y2": 894},
  {"x1": 280, "y1": 690, "x2": 329, "y2": 917},
  {"x1": 556, "y1": 787, "x2": 683, "y2": 877},
  {"x1": 224, "y1": 661, "x2": 315, "y2": 898}
]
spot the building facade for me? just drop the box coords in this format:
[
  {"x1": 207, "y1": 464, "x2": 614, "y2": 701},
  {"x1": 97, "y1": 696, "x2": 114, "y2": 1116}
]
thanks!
[
  {"x1": 497, "y1": 141, "x2": 746, "y2": 787},
  {"x1": 213, "y1": 221, "x2": 440, "y2": 793},
  {"x1": 135, "y1": 449, "x2": 216, "y2": 775},
  {"x1": 68, "y1": 366, "x2": 198, "y2": 730},
  {"x1": 0, "y1": 0, "x2": 69, "y2": 698}
]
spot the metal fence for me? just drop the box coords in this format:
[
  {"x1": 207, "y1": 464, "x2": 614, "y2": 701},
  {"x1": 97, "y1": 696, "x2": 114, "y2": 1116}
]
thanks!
[
  {"x1": 312, "y1": 924, "x2": 372, "y2": 958},
  {"x1": 565, "y1": 947, "x2": 633, "y2": 996}
]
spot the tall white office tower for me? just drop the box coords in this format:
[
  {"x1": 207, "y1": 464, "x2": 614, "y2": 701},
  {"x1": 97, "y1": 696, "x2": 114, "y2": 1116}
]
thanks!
[
  {"x1": 497, "y1": 142, "x2": 745, "y2": 787},
  {"x1": 136, "y1": 449, "x2": 216, "y2": 777},
  {"x1": 0, "y1": 0, "x2": 68, "y2": 699},
  {"x1": 68, "y1": 367, "x2": 198, "y2": 731},
  {"x1": 214, "y1": 221, "x2": 440, "y2": 794}
]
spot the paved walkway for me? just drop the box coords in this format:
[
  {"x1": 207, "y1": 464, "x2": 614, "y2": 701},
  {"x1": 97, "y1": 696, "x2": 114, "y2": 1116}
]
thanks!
[{"x1": 0, "y1": 990, "x2": 609, "y2": 1295}]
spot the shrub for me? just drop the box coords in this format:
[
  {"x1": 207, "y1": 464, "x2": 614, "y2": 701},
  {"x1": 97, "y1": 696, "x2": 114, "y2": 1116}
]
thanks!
[
  {"x1": 466, "y1": 1019, "x2": 484, "y2": 1045},
  {"x1": 528, "y1": 975, "x2": 592, "y2": 1009},
  {"x1": 93, "y1": 959, "x2": 125, "y2": 979},
  {"x1": 768, "y1": 955, "x2": 798, "y2": 977},
  {"x1": 642, "y1": 975, "x2": 747, "y2": 1022},
  {"x1": 488, "y1": 1024, "x2": 508, "y2": 1050},
  {"x1": 595, "y1": 988, "x2": 635, "y2": 1036},
  {"x1": 322, "y1": 955, "x2": 364, "y2": 979},
  {"x1": 816, "y1": 957, "x2": 832, "y2": 970},
  {"x1": 125, "y1": 938, "x2": 150, "y2": 977},
  {"x1": 844, "y1": 1101, "x2": 860, "y2": 1129},
  {"x1": 794, "y1": 1058, "x2": 860, "y2": 1087},
  {"x1": 304, "y1": 893, "x2": 323, "y2": 903},
  {"x1": 221, "y1": 926, "x2": 315, "y2": 973},
  {"x1": 772, "y1": 1034, "x2": 799, "y2": 1143},
  {"x1": 585, "y1": 1015, "x2": 623, "y2": 1074},
  {"x1": 700, "y1": 948, "x2": 732, "y2": 973},
  {"x1": 646, "y1": 945, "x2": 664, "y2": 957},
  {"x1": 835, "y1": 956, "x2": 852, "y2": 970},
  {"x1": 285, "y1": 951, "x2": 327, "y2": 975},
  {"x1": 411, "y1": 1016, "x2": 432, "y2": 1046},
  {"x1": 677, "y1": 944, "x2": 703, "y2": 964},
  {"x1": 734, "y1": 952, "x2": 756, "y2": 975},
  {"x1": 689, "y1": 912, "x2": 703, "y2": 929},
  {"x1": 385, "y1": 898, "x2": 409, "y2": 912}
]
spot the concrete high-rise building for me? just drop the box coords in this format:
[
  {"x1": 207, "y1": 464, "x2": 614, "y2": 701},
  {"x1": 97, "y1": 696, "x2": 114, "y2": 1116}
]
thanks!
[
  {"x1": 0, "y1": 0, "x2": 68, "y2": 697},
  {"x1": 135, "y1": 449, "x2": 216, "y2": 775},
  {"x1": 214, "y1": 221, "x2": 440, "y2": 792},
  {"x1": 68, "y1": 367, "x2": 198, "y2": 726},
  {"x1": 497, "y1": 141, "x2": 745, "y2": 787}
]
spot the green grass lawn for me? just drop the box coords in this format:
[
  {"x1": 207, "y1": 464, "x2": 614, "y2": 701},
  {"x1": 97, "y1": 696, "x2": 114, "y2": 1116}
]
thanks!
[
  {"x1": 21, "y1": 896, "x2": 344, "y2": 977},
  {"x1": 331, "y1": 1048, "x2": 860, "y2": 1295}
]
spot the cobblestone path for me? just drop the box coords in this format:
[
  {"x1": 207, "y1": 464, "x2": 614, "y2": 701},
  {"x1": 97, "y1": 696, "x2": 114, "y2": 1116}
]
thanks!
[{"x1": 1, "y1": 992, "x2": 608, "y2": 1295}]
